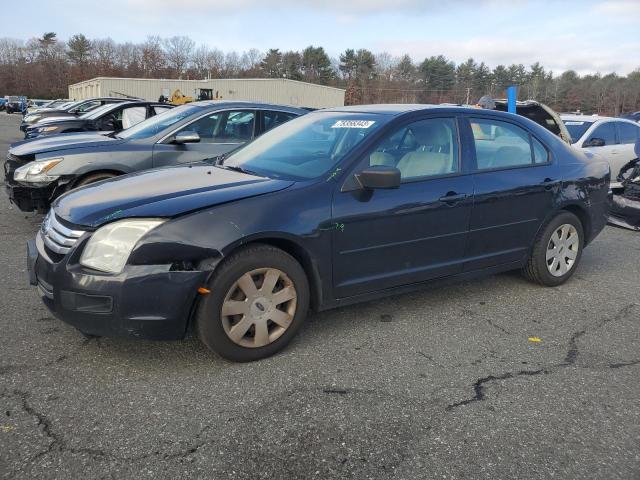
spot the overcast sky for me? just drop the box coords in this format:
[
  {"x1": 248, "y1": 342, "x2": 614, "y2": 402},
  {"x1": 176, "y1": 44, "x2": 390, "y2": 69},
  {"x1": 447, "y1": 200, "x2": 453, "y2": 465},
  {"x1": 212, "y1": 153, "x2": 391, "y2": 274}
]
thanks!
[{"x1": 5, "y1": 0, "x2": 639, "y2": 75}]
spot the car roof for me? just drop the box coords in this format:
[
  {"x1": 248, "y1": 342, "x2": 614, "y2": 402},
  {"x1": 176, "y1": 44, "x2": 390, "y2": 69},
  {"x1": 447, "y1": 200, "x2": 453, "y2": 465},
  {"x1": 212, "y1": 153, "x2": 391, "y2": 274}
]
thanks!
[
  {"x1": 561, "y1": 114, "x2": 638, "y2": 125},
  {"x1": 320, "y1": 103, "x2": 552, "y2": 119},
  {"x1": 186, "y1": 100, "x2": 309, "y2": 113},
  {"x1": 561, "y1": 114, "x2": 613, "y2": 122}
]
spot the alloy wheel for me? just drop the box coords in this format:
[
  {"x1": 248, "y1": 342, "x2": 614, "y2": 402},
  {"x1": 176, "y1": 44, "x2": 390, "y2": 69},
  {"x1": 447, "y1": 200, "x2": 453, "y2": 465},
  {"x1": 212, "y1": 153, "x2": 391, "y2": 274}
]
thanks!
[
  {"x1": 546, "y1": 223, "x2": 579, "y2": 277},
  {"x1": 221, "y1": 268, "x2": 298, "y2": 348}
]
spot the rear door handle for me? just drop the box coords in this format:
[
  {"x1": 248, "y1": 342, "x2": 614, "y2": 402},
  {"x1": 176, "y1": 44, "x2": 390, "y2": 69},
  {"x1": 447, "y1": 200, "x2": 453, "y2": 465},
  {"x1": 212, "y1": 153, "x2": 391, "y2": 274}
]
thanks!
[{"x1": 438, "y1": 192, "x2": 468, "y2": 204}]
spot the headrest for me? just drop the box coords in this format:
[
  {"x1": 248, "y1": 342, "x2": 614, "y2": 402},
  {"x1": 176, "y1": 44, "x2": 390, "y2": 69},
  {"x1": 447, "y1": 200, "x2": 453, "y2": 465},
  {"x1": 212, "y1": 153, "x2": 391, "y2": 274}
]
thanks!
[{"x1": 411, "y1": 122, "x2": 450, "y2": 146}]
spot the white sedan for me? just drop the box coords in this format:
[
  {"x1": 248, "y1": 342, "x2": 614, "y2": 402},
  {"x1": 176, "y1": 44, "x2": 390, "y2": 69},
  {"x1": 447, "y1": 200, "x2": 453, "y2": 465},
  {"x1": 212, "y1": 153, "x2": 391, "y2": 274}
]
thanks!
[{"x1": 562, "y1": 114, "x2": 640, "y2": 189}]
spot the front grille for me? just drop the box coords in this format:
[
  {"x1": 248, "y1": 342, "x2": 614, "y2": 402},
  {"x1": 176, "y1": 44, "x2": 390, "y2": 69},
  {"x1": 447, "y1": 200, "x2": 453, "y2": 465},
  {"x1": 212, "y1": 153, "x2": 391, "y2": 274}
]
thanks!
[{"x1": 41, "y1": 212, "x2": 86, "y2": 255}]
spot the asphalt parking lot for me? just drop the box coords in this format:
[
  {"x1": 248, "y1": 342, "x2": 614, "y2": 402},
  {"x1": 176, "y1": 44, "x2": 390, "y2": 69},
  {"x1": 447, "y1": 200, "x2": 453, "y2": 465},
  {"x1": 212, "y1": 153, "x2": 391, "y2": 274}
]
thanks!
[{"x1": 0, "y1": 112, "x2": 638, "y2": 480}]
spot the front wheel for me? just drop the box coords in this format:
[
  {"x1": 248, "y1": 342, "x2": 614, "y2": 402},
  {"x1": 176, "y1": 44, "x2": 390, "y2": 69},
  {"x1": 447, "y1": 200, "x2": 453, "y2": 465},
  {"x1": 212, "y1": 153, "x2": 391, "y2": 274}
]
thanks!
[
  {"x1": 196, "y1": 244, "x2": 310, "y2": 362},
  {"x1": 523, "y1": 211, "x2": 584, "y2": 286}
]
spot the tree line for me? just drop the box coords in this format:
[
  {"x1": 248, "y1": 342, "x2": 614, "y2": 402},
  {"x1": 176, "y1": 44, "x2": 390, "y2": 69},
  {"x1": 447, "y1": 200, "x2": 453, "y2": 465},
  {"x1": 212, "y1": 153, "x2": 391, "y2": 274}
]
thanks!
[{"x1": 1, "y1": 33, "x2": 639, "y2": 116}]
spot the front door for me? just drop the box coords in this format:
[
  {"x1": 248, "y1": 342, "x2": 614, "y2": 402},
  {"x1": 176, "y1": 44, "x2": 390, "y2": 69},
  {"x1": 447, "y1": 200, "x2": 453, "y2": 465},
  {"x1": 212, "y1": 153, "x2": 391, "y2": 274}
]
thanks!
[
  {"x1": 152, "y1": 109, "x2": 256, "y2": 167},
  {"x1": 463, "y1": 116, "x2": 560, "y2": 271},
  {"x1": 331, "y1": 116, "x2": 473, "y2": 298}
]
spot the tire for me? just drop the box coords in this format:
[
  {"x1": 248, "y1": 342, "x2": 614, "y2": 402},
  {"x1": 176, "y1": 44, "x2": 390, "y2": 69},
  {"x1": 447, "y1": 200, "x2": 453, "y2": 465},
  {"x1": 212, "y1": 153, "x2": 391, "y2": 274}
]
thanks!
[
  {"x1": 523, "y1": 211, "x2": 584, "y2": 286},
  {"x1": 196, "y1": 244, "x2": 310, "y2": 362},
  {"x1": 73, "y1": 172, "x2": 118, "y2": 188}
]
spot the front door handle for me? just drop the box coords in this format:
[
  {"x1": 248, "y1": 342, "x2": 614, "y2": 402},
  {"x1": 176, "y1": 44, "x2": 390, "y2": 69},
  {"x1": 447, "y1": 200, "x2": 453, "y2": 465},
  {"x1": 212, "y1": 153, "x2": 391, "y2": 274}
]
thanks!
[{"x1": 438, "y1": 192, "x2": 468, "y2": 204}]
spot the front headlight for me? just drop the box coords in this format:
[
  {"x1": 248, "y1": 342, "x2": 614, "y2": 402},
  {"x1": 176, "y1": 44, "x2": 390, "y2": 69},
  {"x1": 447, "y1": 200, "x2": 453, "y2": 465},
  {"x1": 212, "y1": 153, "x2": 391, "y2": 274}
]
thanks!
[
  {"x1": 13, "y1": 158, "x2": 63, "y2": 185},
  {"x1": 80, "y1": 219, "x2": 166, "y2": 274},
  {"x1": 39, "y1": 126, "x2": 59, "y2": 132}
]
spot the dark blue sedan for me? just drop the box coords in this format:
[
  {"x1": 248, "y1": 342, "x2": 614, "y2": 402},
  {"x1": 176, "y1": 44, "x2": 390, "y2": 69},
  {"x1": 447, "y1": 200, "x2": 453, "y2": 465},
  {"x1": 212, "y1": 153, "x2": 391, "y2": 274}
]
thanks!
[{"x1": 28, "y1": 105, "x2": 611, "y2": 361}]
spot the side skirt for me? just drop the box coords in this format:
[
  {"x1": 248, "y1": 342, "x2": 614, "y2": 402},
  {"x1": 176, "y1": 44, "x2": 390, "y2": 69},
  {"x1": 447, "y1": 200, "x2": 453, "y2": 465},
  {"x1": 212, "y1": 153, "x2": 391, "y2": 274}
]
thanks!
[{"x1": 318, "y1": 260, "x2": 524, "y2": 311}]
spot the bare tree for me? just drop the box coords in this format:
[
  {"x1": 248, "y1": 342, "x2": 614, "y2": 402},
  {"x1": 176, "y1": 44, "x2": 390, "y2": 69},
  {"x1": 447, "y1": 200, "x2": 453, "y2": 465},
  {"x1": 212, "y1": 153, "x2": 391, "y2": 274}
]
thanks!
[
  {"x1": 163, "y1": 36, "x2": 194, "y2": 78},
  {"x1": 141, "y1": 36, "x2": 165, "y2": 77}
]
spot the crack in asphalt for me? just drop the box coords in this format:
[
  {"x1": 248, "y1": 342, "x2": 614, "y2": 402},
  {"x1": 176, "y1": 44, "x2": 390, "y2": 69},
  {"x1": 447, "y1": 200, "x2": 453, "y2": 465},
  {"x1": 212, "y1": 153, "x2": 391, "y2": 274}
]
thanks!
[
  {"x1": 3, "y1": 387, "x2": 217, "y2": 472},
  {"x1": 446, "y1": 369, "x2": 548, "y2": 411},
  {"x1": 446, "y1": 303, "x2": 638, "y2": 411},
  {"x1": 609, "y1": 359, "x2": 640, "y2": 369}
]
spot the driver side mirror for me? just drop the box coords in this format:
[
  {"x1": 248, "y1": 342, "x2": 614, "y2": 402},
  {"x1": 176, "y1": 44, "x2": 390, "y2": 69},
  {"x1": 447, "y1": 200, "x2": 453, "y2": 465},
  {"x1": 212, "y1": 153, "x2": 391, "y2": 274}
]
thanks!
[
  {"x1": 586, "y1": 137, "x2": 605, "y2": 147},
  {"x1": 173, "y1": 131, "x2": 201, "y2": 144},
  {"x1": 357, "y1": 166, "x2": 401, "y2": 190}
]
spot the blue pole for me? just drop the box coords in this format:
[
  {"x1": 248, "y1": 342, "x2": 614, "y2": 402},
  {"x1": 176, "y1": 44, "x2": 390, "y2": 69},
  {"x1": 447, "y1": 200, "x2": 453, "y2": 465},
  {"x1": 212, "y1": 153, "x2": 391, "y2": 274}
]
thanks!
[{"x1": 507, "y1": 86, "x2": 517, "y2": 113}]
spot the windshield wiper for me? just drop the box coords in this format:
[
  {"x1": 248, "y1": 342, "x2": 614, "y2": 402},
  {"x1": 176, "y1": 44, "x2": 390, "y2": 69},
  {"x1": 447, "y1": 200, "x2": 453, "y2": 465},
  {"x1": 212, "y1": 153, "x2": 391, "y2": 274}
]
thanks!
[{"x1": 219, "y1": 164, "x2": 260, "y2": 176}]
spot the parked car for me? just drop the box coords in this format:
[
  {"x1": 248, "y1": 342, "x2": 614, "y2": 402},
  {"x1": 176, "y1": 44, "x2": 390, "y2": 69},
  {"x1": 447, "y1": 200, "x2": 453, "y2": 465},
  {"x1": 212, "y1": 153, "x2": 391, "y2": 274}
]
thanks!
[
  {"x1": 6, "y1": 96, "x2": 27, "y2": 114},
  {"x1": 27, "y1": 104, "x2": 610, "y2": 361},
  {"x1": 0, "y1": 98, "x2": 7, "y2": 111},
  {"x1": 5, "y1": 101, "x2": 307, "y2": 212},
  {"x1": 25, "y1": 99, "x2": 68, "y2": 114},
  {"x1": 562, "y1": 114, "x2": 640, "y2": 189},
  {"x1": 608, "y1": 139, "x2": 640, "y2": 231},
  {"x1": 23, "y1": 101, "x2": 173, "y2": 139},
  {"x1": 493, "y1": 99, "x2": 573, "y2": 144},
  {"x1": 620, "y1": 111, "x2": 640, "y2": 123},
  {"x1": 20, "y1": 97, "x2": 139, "y2": 132}
]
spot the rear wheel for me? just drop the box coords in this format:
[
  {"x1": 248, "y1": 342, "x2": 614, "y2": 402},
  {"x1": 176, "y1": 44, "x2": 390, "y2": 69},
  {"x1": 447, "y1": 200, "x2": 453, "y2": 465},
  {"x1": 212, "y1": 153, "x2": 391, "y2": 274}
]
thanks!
[
  {"x1": 523, "y1": 211, "x2": 584, "y2": 286},
  {"x1": 196, "y1": 244, "x2": 309, "y2": 362}
]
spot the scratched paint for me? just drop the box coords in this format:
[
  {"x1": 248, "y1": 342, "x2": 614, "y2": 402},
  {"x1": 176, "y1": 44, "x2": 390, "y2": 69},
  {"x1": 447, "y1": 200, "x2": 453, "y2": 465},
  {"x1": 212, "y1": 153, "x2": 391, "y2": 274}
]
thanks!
[{"x1": 326, "y1": 167, "x2": 342, "y2": 182}]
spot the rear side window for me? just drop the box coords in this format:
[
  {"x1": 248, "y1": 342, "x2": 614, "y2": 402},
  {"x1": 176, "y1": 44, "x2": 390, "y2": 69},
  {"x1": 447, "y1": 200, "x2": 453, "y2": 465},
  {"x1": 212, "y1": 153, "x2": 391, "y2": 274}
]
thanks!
[
  {"x1": 586, "y1": 123, "x2": 617, "y2": 146},
  {"x1": 470, "y1": 119, "x2": 544, "y2": 170},
  {"x1": 532, "y1": 137, "x2": 549, "y2": 164},
  {"x1": 263, "y1": 111, "x2": 298, "y2": 133},
  {"x1": 153, "y1": 106, "x2": 173, "y2": 116},
  {"x1": 617, "y1": 122, "x2": 640, "y2": 144}
]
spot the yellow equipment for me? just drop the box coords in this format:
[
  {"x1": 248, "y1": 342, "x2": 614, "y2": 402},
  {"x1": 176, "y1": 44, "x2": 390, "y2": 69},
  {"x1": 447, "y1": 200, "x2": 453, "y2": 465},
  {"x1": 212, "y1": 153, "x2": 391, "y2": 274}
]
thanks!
[{"x1": 169, "y1": 89, "x2": 193, "y2": 105}]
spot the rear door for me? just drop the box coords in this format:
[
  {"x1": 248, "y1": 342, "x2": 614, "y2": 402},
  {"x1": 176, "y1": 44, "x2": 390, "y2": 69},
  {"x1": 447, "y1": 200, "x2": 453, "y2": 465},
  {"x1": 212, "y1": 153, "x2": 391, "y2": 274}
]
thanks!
[
  {"x1": 152, "y1": 109, "x2": 257, "y2": 167},
  {"x1": 463, "y1": 115, "x2": 560, "y2": 271}
]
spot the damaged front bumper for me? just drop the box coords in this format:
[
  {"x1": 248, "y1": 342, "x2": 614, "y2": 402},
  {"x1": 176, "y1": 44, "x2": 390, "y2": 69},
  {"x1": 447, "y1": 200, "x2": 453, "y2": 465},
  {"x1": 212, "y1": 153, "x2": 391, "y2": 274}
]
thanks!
[
  {"x1": 28, "y1": 230, "x2": 210, "y2": 340},
  {"x1": 5, "y1": 180, "x2": 65, "y2": 213},
  {"x1": 608, "y1": 194, "x2": 640, "y2": 231}
]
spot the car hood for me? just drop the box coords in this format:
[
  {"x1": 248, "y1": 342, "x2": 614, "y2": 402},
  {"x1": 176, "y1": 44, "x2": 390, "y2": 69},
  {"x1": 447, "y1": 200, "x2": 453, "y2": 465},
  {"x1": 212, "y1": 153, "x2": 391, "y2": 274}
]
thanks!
[
  {"x1": 33, "y1": 116, "x2": 81, "y2": 126},
  {"x1": 53, "y1": 164, "x2": 295, "y2": 227},
  {"x1": 10, "y1": 133, "x2": 124, "y2": 155}
]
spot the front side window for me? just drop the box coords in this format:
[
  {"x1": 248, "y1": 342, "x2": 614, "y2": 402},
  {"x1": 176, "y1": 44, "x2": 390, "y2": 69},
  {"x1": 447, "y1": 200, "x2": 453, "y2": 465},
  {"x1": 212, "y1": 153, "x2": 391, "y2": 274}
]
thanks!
[
  {"x1": 587, "y1": 122, "x2": 617, "y2": 146},
  {"x1": 367, "y1": 118, "x2": 458, "y2": 180},
  {"x1": 180, "y1": 110, "x2": 255, "y2": 144},
  {"x1": 471, "y1": 119, "x2": 537, "y2": 170},
  {"x1": 617, "y1": 122, "x2": 640, "y2": 144},
  {"x1": 224, "y1": 112, "x2": 389, "y2": 180}
]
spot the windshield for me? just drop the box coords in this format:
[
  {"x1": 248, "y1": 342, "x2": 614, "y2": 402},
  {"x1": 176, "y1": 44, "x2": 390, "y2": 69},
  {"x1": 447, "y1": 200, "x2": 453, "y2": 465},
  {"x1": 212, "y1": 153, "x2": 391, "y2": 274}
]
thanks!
[
  {"x1": 224, "y1": 112, "x2": 388, "y2": 180},
  {"x1": 81, "y1": 103, "x2": 118, "y2": 120},
  {"x1": 563, "y1": 120, "x2": 594, "y2": 143},
  {"x1": 118, "y1": 104, "x2": 203, "y2": 140}
]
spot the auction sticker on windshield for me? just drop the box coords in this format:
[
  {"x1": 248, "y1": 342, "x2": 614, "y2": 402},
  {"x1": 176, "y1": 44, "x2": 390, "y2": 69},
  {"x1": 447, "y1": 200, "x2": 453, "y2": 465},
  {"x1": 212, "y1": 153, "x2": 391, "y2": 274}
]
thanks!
[{"x1": 332, "y1": 120, "x2": 376, "y2": 128}]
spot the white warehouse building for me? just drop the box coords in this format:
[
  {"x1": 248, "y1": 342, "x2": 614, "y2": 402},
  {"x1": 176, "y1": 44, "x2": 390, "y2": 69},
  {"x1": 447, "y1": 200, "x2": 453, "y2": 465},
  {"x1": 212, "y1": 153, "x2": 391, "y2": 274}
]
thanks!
[{"x1": 68, "y1": 77, "x2": 345, "y2": 109}]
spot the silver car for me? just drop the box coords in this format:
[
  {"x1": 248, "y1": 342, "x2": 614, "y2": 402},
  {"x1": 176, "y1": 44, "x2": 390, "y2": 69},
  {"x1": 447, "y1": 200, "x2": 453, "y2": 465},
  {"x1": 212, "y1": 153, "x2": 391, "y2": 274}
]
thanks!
[{"x1": 562, "y1": 114, "x2": 640, "y2": 189}]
